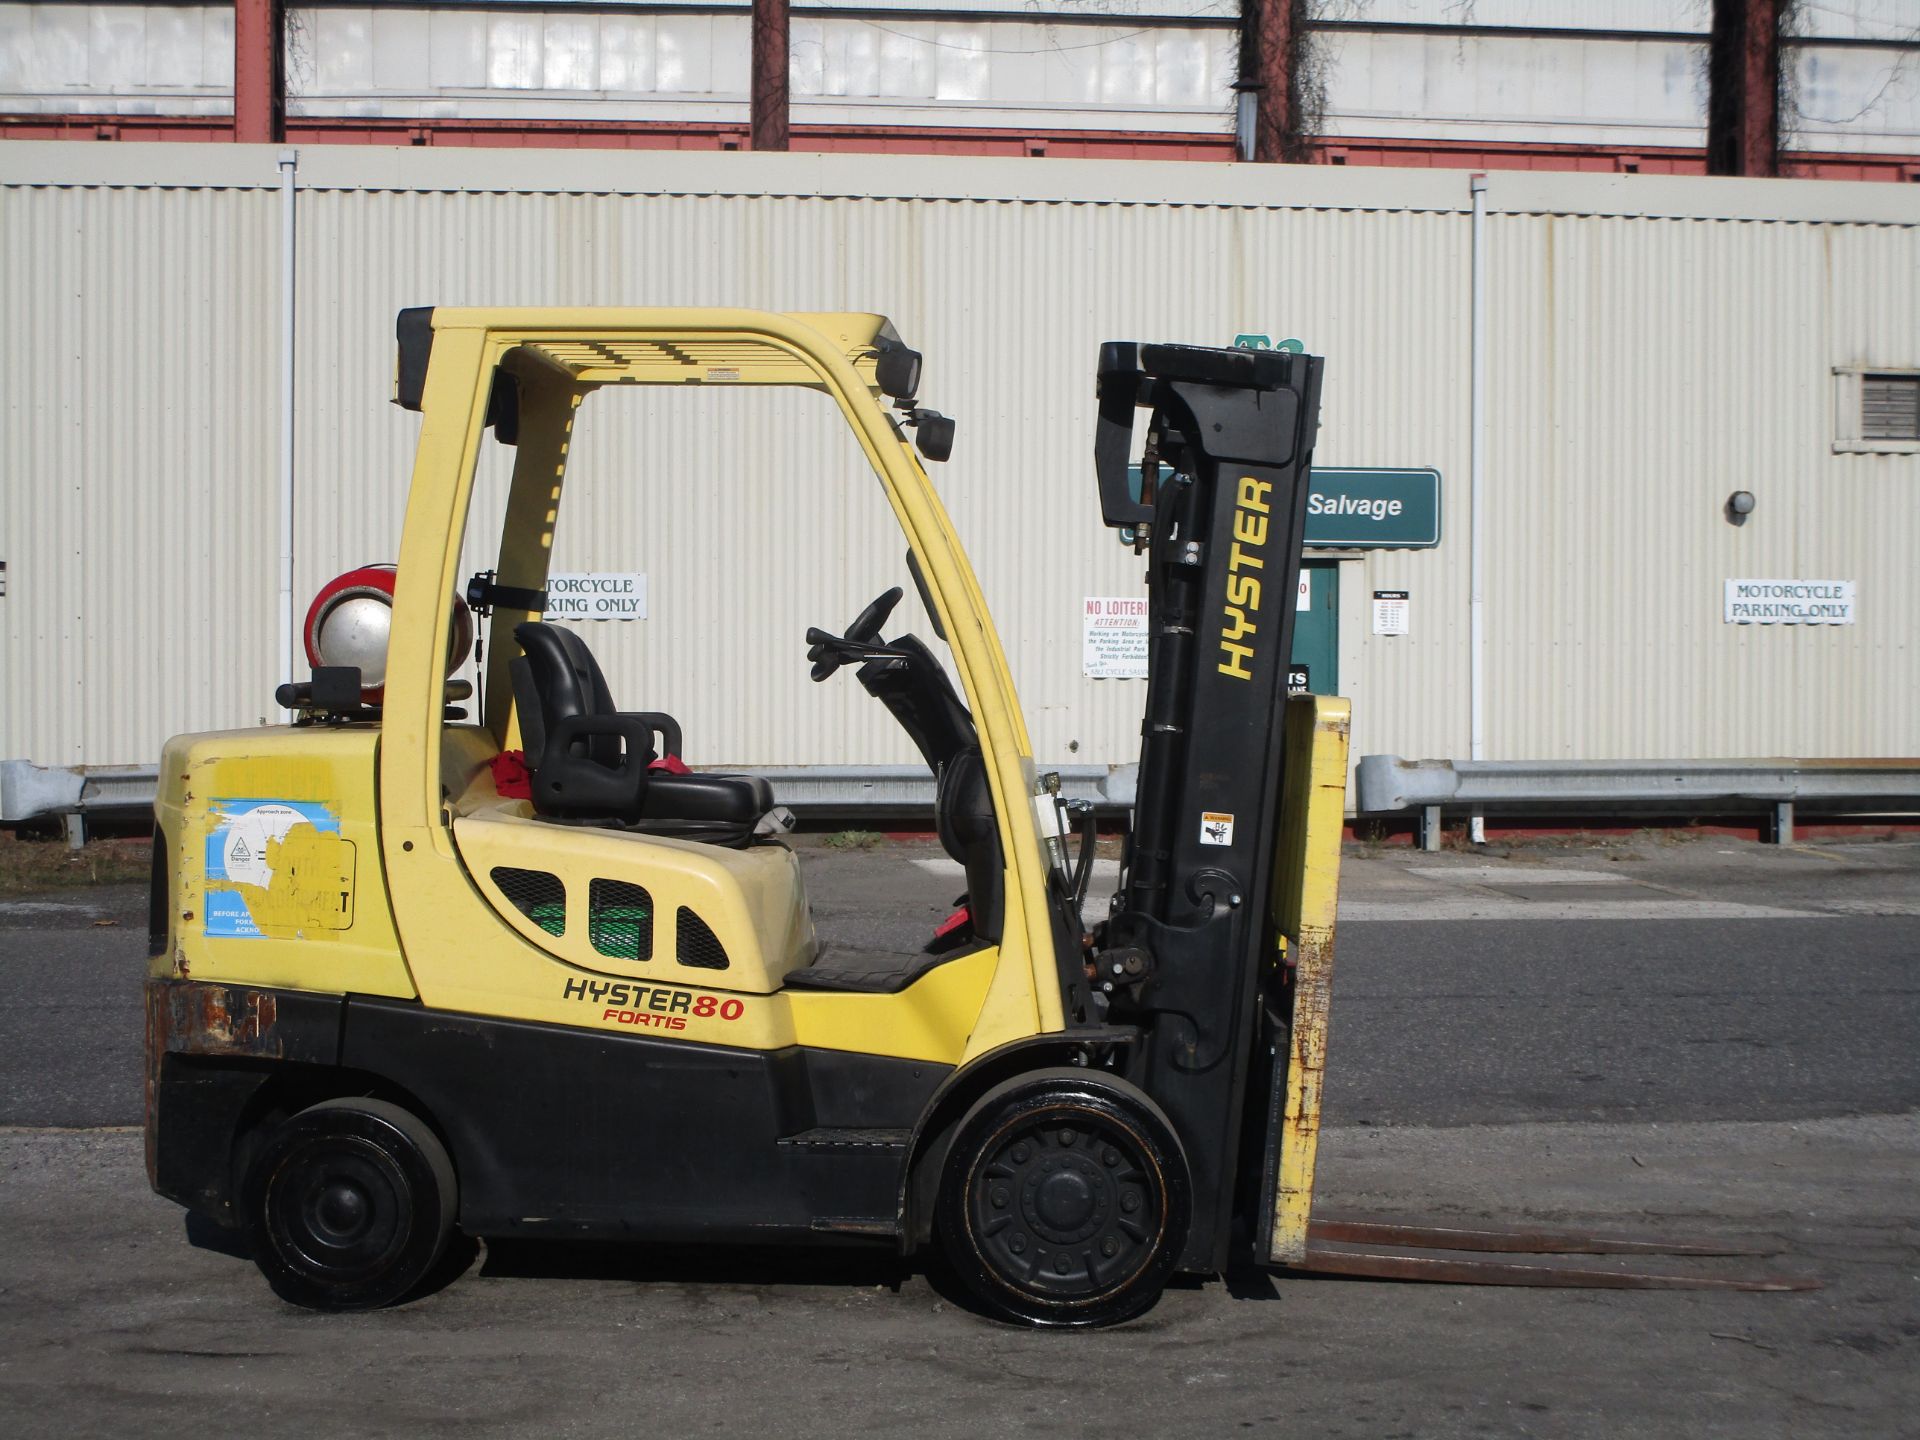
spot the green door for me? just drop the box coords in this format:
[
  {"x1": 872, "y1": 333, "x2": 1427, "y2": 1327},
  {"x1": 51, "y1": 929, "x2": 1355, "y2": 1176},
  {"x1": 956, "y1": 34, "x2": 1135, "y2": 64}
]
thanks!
[{"x1": 1289, "y1": 560, "x2": 1338, "y2": 696}]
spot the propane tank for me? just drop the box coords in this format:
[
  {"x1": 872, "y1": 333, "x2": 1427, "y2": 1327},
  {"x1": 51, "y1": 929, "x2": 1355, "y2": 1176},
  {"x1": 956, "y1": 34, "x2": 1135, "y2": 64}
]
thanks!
[{"x1": 303, "y1": 565, "x2": 474, "y2": 702}]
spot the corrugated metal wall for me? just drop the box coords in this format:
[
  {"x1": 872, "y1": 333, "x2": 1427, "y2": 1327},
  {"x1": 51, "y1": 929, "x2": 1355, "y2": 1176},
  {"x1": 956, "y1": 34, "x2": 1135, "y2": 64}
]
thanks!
[
  {"x1": 1485, "y1": 212, "x2": 1920, "y2": 759},
  {"x1": 0, "y1": 173, "x2": 279, "y2": 765},
  {"x1": 2, "y1": 146, "x2": 1916, "y2": 777}
]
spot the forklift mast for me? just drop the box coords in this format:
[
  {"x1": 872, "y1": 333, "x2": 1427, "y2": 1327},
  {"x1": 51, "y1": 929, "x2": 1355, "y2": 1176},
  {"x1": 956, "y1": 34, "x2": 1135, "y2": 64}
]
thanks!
[{"x1": 1094, "y1": 341, "x2": 1325, "y2": 1273}]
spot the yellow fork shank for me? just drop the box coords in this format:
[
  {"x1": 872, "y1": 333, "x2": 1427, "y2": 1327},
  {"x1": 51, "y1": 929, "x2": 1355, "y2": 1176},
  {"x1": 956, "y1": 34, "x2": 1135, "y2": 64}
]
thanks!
[{"x1": 1268, "y1": 695, "x2": 1351, "y2": 1265}]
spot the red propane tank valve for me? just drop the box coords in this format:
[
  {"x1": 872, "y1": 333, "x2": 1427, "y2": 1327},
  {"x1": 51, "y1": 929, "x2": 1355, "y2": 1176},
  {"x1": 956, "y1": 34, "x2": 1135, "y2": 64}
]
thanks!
[{"x1": 303, "y1": 564, "x2": 474, "y2": 702}]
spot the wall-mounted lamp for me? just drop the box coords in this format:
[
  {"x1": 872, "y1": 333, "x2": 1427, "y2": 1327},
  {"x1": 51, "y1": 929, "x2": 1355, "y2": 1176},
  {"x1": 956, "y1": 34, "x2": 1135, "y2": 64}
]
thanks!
[
  {"x1": 1232, "y1": 82, "x2": 1263, "y2": 163},
  {"x1": 1725, "y1": 490, "x2": 1756, "y2": 526}
]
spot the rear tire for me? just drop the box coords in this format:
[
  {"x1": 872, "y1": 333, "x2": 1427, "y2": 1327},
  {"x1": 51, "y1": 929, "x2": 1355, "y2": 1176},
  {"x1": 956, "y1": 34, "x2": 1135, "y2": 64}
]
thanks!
[
  {"x1": 244, "y1": 1097, "x2": 458, "y2": 1311},
  {"x1": 935, "y1": 1069, "x2": 1190, "y2": 1328}
]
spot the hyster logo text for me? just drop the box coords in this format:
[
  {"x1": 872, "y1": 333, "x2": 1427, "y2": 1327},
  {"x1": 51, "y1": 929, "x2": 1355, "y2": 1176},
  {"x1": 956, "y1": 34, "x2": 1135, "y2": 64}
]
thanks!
[{"x1": 1219, "y1": 475, "x2": 1272, "y2": 680}]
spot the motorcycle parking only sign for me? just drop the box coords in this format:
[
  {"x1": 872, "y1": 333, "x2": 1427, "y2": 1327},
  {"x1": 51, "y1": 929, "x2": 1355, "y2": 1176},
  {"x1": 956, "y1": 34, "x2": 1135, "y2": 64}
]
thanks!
[
  {"x1": 544, "y1": 573, "x2": 648, "y2": 619},
  {"x1": 1724, "y1": 579, "x2": 1855, "y2": 625}
]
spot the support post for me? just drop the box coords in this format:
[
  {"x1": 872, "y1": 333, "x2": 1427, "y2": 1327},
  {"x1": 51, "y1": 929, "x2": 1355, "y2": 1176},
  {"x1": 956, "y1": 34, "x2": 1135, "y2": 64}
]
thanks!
[
  {"x1": 233, "y1": 0, "x2": 285, "y2": 145},
  {"x1": 750, "y1": 0, "x2": 790, "y2": 152},
  {"x1": 1707, "y1": 0, "x2": 1782, "y2": 177},
  {"x1": 1421, "y1": 805, "x2": 1443, "y2": 853},
  {"x1": 1771, "y1": 800, "x2": 1794, "y2": 845},
  {"x1": 277, "y1": 149, "x2": 298, "y2": 718},
  {"x1": 1240, "y1": 0, "x2": 1294, "y2": 163},
  {"x1": 1467, "y1": 172, "x2": 1488, "y2": 844}
]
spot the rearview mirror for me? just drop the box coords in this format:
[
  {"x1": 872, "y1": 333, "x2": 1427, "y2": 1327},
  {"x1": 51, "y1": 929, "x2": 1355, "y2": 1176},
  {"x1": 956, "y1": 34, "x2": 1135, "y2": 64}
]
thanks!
[{"x1": 913, "y1": 409, "x2": 955, "y2": 463}]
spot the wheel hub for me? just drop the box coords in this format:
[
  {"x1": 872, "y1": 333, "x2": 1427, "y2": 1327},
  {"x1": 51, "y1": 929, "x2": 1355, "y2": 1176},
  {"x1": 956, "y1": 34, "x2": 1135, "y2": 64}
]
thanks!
[
  {"x1": 312, "y1": 1181, "x2": 373, "y2": 1243},
  {"x1": 273, "y1": 1137, "x2": 410, "y2": 1275},
  {"x1": 967, "y1": 1109, "x2": 1163, "y2": 1301},
  {"x1": 1033, "y1": 1170, "x2": 1096, "y2": 1234}
]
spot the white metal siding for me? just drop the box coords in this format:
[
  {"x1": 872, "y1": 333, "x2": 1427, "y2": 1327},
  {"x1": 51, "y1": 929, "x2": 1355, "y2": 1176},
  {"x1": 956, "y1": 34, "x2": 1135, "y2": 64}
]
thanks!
[
  {"x1": 0, "y1": 175, "x2": 279, "y2": 766},
  {"x1": 1, "y1": 146, "x2": 1916, "y2": 778}
]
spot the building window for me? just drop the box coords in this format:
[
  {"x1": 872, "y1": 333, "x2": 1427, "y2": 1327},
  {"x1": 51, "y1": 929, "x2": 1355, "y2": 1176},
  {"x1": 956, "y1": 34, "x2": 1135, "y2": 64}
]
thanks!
[{"x1": 1833, "y1": 368, "x2": 1920, "y2": 453}]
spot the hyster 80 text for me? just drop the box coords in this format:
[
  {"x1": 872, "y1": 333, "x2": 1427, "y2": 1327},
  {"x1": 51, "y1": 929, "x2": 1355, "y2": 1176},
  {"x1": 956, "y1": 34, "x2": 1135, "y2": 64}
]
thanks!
[{"x1": 562, "y1": 977, "x2": 745, "y2": 1027}]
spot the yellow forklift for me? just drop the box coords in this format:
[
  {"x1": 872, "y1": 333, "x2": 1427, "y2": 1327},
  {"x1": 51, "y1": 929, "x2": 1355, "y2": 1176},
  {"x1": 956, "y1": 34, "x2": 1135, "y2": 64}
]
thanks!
[{"x1": 145, "y1": 309, "x2": 1800, "y2": 1325}]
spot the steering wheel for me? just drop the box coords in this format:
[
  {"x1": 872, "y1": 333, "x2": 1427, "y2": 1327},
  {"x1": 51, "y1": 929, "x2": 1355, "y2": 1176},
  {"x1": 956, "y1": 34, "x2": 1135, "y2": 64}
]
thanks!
[{"x1": 809, "y1": 587, "x2": 904, "y2": 682}]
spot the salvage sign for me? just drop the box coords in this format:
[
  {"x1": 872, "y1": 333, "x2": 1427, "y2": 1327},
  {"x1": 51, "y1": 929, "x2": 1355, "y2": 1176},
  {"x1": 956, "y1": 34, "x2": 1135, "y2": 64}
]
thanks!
[
  {"x1": 1123, "y1": 465, "x2": 1442, "y2": 549},
  {"x1": 1305, "y1": 469, "x2": 1441, "y2": 549},
  {"x1": 1724, "y1": 579, "x2": 1856, "y2": 625}
]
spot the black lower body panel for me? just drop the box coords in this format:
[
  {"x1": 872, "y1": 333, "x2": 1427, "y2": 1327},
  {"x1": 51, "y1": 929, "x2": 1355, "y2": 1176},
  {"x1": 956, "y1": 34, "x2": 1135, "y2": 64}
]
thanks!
[{"x1": 339, "y1": 997, "x2": 948, "y2": 1244}]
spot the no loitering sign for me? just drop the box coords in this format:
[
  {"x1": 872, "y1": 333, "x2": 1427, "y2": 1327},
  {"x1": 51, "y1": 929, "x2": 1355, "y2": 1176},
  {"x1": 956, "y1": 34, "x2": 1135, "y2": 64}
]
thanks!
[
  {"x1": 1083, "y1": 596, "x2": 1149, "y2": 678},
  {"x1": 1724, "y1": 579, "x2": 1855, "y2": 625}
]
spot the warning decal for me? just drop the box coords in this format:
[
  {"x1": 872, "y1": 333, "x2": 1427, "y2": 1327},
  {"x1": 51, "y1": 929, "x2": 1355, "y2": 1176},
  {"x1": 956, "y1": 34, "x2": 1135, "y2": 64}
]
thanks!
[
  {"x1": 1199, "y1": 811, "x2": 1235, "y2": 847},
  {"x1": 204, "y1": 799, "x2": 354, "y2": 938}
]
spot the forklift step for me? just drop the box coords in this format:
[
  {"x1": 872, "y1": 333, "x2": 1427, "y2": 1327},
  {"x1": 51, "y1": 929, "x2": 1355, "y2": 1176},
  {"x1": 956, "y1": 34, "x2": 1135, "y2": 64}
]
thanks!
[
  {"x1": 775, "y1": 1127, "x2": 912, "y2": 1152},
  {"x1": 783, "y1": 946, "x2": 973, "y2": 994}
]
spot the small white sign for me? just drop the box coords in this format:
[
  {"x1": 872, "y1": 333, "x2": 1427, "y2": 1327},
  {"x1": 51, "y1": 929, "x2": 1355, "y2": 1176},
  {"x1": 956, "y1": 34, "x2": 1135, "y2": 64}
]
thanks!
[
  {"x1": 545, "y1": 572, "x2": 648, "y2": 620},
  {"x1": 1724, "y1": 579, "x2": 1855, "y2": 625},
  {"x1": 1372, "y1": 589, "x2": 1409, "y2": 637},
  {"x1": 1297, "y1": 573, "x2": 1312, "y2": 611},
  {"x1": 1084, "y1": 596, "x2": 1149, "y2": 678},
  {"x1": 1199, "y1": 811, "x2": 1235, "y2": 846}
]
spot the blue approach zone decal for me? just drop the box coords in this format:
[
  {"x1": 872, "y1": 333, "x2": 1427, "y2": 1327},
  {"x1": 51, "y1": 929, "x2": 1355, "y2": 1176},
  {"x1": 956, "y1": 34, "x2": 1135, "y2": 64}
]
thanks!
[{"x1": 203, "y1": 798, "x2": 342, "y2": 938}]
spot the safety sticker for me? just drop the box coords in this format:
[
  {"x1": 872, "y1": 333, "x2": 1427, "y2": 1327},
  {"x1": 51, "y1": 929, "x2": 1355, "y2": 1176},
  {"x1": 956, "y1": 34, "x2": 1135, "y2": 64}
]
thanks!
[
  {"x1": 204, "y1": 799, "x2": 354, "y2": 938},
  {"x1": 1199, "y1": 811, "x2": 1235, "y2": 847}
]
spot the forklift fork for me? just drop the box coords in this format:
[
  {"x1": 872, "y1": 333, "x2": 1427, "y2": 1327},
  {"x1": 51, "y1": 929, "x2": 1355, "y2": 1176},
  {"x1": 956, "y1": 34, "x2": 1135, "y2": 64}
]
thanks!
[
  {"x1": 1293, "y1": 1217, "x2": 1817, "y2": 1292},
  {"x1": 1260, "y1": 697, "x2": 1818, "y2": 1296}
]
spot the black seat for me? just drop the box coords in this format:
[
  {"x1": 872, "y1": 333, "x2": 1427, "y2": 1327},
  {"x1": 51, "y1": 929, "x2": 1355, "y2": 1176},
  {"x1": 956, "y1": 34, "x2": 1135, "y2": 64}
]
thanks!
[{"x1": 510, "y1": 622, "x2": 773, "y2": 846}]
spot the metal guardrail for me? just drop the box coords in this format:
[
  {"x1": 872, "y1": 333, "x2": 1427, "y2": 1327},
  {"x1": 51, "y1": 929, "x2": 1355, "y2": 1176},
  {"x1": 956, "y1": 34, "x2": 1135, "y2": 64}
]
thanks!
[
  {"x1": 17, "y1": 751, "x2": 1915, "y2": 853},
  {"x1": 0, "y1": 758, "x2": 1142, "y2": 846},
  {"x1": 754, "y1": 764, "x2": 1137, "y2": 817},
  {"x1": 1, "y1": 760, "x2": 163, "y2": 846},
  {"x1": 1354, "y1": 755, "x2": 1920, "y2": 850}
]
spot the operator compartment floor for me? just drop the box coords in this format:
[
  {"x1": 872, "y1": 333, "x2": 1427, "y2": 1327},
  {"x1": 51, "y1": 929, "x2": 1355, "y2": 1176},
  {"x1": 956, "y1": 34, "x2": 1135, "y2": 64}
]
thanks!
[{"x1": 781, "y1": 943, "x2": 985, "y2": 994}]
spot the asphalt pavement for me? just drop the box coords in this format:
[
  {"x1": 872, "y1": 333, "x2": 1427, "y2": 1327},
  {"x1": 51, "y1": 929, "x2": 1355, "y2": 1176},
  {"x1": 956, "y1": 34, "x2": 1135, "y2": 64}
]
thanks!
[{"x1": 1, "y1": 833, "x2": 1916, "y2": 1437}]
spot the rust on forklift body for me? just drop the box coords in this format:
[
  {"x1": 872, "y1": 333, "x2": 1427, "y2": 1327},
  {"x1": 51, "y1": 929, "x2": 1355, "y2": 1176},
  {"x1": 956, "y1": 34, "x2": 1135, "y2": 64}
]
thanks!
[{"x1": 149, "y1": 979, "x2": 286, "y2": 1060}]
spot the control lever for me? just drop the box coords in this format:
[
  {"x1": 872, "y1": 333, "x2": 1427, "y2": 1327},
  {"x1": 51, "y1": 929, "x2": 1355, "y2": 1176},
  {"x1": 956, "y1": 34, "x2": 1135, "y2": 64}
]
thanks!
[{"x1": 804, "y1": 629, "x2": 913, "y2": 667}]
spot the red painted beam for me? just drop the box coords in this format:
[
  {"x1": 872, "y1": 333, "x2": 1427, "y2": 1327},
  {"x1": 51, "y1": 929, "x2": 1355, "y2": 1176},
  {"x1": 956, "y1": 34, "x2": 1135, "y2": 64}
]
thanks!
[
  {"x1": 751, "y1": 0, "x2": 790, "y2": 153},
  {"x1": 8, "y1": 110, "x2": 1918, "y2": 185},
  {"x1": 1245, "y1": 0, "x2": 1295, "y2": 164},
  {"x1": 1707, "y1": 0, "x2": 1780, "y2": 176},
  {"x1": 233, "y1": 0, "x2": 284, "y2": 145}
]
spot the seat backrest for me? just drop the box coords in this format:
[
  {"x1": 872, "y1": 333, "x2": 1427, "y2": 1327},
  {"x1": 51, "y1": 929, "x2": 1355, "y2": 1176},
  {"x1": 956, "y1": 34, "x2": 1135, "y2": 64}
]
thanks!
[
  {"x1": 935, "y1": 744, "x2": 1004, "y2": 941},
  {"x1": 512, "y1": 622, "x2": 623, "y2": 769}
]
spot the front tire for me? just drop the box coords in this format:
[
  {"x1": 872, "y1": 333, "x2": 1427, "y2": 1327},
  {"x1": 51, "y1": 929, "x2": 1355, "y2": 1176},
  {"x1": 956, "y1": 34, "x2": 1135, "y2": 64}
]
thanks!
[
  {"x1": 935, "y1": 1069, "x2": 1190, "y2": 1327},
  {"x1": 244, "y1": 1097, "x2": 458, "y2": 1311}
]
